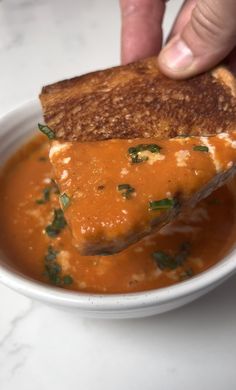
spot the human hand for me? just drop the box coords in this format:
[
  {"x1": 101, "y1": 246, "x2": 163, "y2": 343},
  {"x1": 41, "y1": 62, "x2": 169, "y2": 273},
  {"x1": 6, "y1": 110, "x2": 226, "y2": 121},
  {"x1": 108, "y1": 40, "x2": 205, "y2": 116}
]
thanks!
[{"x1": 120, "y1": 0, "x2": 236, "y2": 79}]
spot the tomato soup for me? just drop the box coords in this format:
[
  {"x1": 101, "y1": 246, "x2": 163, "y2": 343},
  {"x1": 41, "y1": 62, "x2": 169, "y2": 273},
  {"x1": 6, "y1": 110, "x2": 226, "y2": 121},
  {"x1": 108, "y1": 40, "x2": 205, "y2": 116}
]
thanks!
[
  {"x1": 0, "y1": 136, "x2": 236, "y2": 293},
  {"x1": 48, "y1": 131, "x2": 236, "y2": 256}
]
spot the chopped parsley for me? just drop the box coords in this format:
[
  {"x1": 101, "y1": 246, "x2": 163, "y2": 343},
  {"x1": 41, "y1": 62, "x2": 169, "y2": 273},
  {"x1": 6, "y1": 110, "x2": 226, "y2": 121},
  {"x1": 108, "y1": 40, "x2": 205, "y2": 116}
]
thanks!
[
  {"x1": 36, "y1": 179, "x2": 60, "y2": 205},
  {"x1": 193, "y1": 145, "x2": 209, "y2": 152},
  {"x1": 152, "y1": 251, "x2": 177, "y2": 270},
  {"x1": 59, "y1": 193, "x2": 71, "y2": 210},
  {"x1": 149, "y1": 198, "x2": 175, "y2": 211},
  {"x1": 44, "y1": 246, "x2": 61, "y2": 285},
  {"x1": 38, "y1": 123, "x2": 56, "y2": 140},
  {"x1": 153, "y1": 242, "x2": 191, "y2": 270},
  {"x1": 128, "y1": 143, "x2": 162, "y2": 163},
  {"x1": 45, "y1": 208, "x2": 67, "y2": 237},
  {"x1": 63, "y1": 275, "x2": 73, "y2": 285},
  {"x1": 44, "y1": 246, "x2": 73, "y2": 286},
  {"x1": 45, "y1": 245, "x2": 59, "y2": 261},
  {"x1": 179, "y1": 268, "x2": 194, "y2": 280},
  {"x1": 117, "y1": 184, "x2": 135, "y2": 199},
  {"x1": 36, "y1": 187, "x2": 51, "y2": 204}
]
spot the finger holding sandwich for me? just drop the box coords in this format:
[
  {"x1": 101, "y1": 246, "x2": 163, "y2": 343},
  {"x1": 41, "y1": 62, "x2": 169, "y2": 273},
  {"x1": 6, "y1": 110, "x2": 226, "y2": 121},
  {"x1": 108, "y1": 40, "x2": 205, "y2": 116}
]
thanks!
[{"x1": 120, "y1": 0, "x2": 236, "y2": 78}]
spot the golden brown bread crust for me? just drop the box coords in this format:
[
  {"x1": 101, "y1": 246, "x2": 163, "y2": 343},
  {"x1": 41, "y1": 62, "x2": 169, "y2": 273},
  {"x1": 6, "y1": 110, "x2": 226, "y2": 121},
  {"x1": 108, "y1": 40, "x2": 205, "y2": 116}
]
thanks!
[{"x1": 40, "y1": 57, "x2": 236, "y2": 141}]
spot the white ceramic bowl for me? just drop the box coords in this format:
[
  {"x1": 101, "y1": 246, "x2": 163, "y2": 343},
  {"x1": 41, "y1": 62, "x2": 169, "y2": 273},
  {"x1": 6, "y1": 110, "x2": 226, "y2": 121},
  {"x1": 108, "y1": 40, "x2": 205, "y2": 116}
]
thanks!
[{"x1": 0, "y1": 100, "x2": 236, "y2": 319}]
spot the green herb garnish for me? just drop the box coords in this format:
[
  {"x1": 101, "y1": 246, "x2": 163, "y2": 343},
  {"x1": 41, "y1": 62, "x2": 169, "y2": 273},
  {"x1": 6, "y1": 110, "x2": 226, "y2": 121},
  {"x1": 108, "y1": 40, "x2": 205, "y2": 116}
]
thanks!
[
  {"x1": 42, "y1": 187, "x2": 50, "y2": 202},
  {"x1": 36, "y1": 187, "x2": 51, "y2": 204},
  {"x1": 45, "y1": 208, "x2": 67, "y2": 237},
  {"x1": 152, "y1": 251, "x2": 177, "y2": 270},
  {"x1": 44, "y1": 246, "x2": 61, "y2": 285},
  {"x1": 44, "y1": 246, "x2": 73, "y2": 286},
  {"x1": 117, "y1": 184, "x2": 135, "y2": 199},
  {"x1": 36, "y1": 179, "x2": 60, "y2": 205},
  {"x1": 153, "y1": 242, "x2": 191, "y2": 270},
  {"x1": 45, "y1": 263, "x2": 61, "y2": 285},
  {"x1": 45, "y1": 245, "x2": 59, "y2": 261},
  {"x1": 38, "y1": 123, "x2": 56, "y2": 140},
  {"x1": 179, "y1": 268, "x2": 194, "y2": 280},
  {"x1": 63, "y1": 275, "x2": 73, "y2": 285},
  {"x1": 193, "y1": 145, "x2": 209, "y2": 152},
  {"x1": 59, "y1": 193, "x2": 71, "y2": 210},
  {"x1": 149, "y1": 198, "x2": 174, "y2": 211},
  {"x1": 128, "y1": 143, "x2": 162, "y2": 163},
  {"x1": 175, "y1": 242, "x2": 191, "y2": 264}
]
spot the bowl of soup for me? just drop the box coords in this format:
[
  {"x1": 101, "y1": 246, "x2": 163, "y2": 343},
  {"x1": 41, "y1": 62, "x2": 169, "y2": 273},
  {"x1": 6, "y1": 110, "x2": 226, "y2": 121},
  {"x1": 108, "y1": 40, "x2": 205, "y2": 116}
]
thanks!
[{"x1": 0, "y1": 100, "x2": 236, "y2": 319}]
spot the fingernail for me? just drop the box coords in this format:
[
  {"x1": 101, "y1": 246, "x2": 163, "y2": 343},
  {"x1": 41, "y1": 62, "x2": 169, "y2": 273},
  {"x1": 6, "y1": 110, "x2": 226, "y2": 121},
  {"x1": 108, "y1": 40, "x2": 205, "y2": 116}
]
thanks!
[{"x1": 160, "y1": 38, "x2": 194, "y2": 71}]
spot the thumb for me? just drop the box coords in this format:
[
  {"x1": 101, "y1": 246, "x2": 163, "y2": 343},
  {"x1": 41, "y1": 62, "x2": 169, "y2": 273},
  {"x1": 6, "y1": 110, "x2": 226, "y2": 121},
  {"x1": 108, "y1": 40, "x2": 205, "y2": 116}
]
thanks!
[{"x1": 158, "y1": 0, "x2": 236, "y2": 79}]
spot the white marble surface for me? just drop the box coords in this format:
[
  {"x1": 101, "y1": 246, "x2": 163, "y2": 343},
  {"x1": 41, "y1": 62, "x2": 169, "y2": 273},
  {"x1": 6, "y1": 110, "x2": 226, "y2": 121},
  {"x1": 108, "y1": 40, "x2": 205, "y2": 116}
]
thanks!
[{"x1": 0, "y1": 1, "x2": 236, "y2": 389}]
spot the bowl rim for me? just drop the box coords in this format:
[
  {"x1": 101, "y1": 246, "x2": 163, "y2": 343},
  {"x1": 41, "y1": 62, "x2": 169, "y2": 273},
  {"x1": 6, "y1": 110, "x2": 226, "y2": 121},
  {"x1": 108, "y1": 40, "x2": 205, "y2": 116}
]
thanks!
[{"x1": 0, "y1": 99, "x2": 236, "y2": 312}]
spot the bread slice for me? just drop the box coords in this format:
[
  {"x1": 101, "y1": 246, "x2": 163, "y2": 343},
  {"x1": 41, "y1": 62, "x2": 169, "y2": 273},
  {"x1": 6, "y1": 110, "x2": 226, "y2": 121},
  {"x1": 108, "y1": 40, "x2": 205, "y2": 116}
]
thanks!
[{"x1": 40, "y1": 58, "x2": 236, "y2": 142}]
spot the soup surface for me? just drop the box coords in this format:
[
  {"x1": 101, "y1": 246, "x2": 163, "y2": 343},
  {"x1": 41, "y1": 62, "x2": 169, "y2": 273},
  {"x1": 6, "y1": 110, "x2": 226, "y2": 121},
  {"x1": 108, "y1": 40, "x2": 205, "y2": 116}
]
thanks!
[
  {"x1": 49, "y1": 132, "x2": 236, "y2": 256},
  {"x1": 0, "y1": 136, "x2": 236, "y2": 293}
]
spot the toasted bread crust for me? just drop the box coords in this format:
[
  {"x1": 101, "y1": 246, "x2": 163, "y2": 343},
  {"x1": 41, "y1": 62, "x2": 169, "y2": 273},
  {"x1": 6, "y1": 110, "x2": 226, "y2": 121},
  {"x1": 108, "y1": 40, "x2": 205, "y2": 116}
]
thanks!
[
  {"x1": 40, "y1": 58, "x2": 236, "y2": 141},
  {"x1": 212, "y1": 67, "x2": 236, "y2": 97}
]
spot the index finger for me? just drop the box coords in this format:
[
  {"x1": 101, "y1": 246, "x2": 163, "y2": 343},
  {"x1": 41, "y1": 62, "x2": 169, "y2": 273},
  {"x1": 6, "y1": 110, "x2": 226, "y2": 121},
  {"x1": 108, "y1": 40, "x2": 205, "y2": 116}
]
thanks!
[{"x1": 120, "y1": 0, "x2": 167, "y2": 64}]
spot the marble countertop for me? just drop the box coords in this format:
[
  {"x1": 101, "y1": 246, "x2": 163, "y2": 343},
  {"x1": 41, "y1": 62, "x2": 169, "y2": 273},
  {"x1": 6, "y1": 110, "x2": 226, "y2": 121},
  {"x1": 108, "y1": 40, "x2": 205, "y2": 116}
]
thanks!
[{"x1": 0, "y1": 1, "x2": 236, "y2": 389}]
